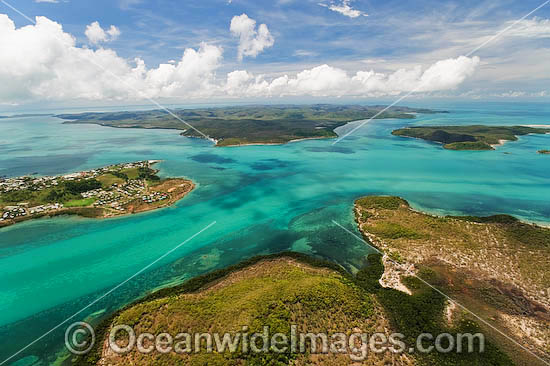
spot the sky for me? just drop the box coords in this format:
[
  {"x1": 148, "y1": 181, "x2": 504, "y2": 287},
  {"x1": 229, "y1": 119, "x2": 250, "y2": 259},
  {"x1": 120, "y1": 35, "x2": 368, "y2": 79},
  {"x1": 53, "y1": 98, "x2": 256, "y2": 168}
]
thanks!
[{"x1": 0, "y1": 0, "x2": 549, "y2": 109}]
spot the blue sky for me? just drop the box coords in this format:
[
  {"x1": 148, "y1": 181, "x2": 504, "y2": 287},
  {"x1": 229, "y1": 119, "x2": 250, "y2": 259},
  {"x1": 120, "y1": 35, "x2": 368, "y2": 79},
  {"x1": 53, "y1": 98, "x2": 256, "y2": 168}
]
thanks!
[{"x1": 1, "y1": 0, "x2": 550, "y2": 107}]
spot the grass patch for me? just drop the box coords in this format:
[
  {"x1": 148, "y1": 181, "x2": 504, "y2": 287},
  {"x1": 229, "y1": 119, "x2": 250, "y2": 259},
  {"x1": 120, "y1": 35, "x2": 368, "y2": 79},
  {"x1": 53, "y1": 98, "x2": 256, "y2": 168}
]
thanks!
[
  {"x1": 120, "y1": 167, "x2": 140, "y2": 179},
  {"x1": 368, "y1": 222, "x2": 425, "y2": 239},
  {"x1": 64, "y1": 198, "x2": 96, "y2": 207},
  {"x1": 96, "y1": 173, "x2": 125, "y2": 188}
]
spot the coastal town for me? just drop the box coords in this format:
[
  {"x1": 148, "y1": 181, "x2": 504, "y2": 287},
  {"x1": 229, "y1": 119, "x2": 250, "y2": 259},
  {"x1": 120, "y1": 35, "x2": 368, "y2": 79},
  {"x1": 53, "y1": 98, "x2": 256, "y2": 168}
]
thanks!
[{"x1": 0, "y1": 161, "x2": 194, "y2": 227}]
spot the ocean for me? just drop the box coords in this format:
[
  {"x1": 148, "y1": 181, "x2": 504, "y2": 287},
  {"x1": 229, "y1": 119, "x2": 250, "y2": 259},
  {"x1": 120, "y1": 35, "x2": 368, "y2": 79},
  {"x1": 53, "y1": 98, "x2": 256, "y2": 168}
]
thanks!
[{"x1": 1, "y1": 101, "x2": 549, "y2": 365}]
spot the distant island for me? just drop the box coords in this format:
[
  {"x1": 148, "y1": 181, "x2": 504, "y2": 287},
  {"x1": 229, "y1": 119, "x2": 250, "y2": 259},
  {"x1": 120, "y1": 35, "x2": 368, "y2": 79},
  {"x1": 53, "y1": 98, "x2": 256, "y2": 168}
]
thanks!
[
  {"x1": 355, "y1": 196, "x2": 550, "y2": 365},
  {"x1": 392, "y1": 125, "x2": 550, "y2": 150},
  {"x1": 0, "y1": 113, "x2": 52, "y2": 119},
  {"x1": 538, "y1": 149, "x2": 550, "y2": 154},
  {"x1": 0, "y1": 161, "x2": 193, "y2": 228},
  {"x1": 57, "y1": 105, "x2": 444, "y2": 147}
]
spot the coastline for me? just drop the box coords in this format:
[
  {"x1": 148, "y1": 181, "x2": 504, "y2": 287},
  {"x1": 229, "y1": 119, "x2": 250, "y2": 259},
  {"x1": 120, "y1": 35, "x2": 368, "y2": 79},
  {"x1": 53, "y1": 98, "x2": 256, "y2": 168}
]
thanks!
[
  {"x1": 218, "y1": 135, "x2": 334, "y2": 147},
  {"x1": 0, "y1": 179, "x2": 194, "y2": 229},
  {"x1": 353, "y1": 195, "x2": 550, "y2": 364},
  {"x1": 62, "y1": 117, "x2": 343, "y2": 148},
  {"x1": 61, "y1": 113, "x2": 382, "y2": 149},
  {"x1": 0, "y1": 161, "x2": 195, "y2": 229},
  {"x1": 490, "y1": 138, "x2": 508, "y2": 148}
]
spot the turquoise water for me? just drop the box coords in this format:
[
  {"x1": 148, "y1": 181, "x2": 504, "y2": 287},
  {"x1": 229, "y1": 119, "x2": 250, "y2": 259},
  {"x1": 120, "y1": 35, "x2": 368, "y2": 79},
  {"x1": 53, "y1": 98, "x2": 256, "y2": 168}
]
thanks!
[{"x1": 1, "y1": 102, "x2": 549, "y2": 365}]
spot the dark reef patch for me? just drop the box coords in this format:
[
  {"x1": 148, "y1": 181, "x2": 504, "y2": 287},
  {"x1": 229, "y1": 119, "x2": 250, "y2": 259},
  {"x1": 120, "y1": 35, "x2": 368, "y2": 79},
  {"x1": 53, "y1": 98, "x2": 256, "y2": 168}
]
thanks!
[
  {"x1": 250, "y1": 158, "x2": 290, "y2": 171},
  {"x1": 305, "y1": 146, "x2": 355, "y2": 154},
  {"x1": 190, "y1": 153, "x2": 236, "y2": 164}
]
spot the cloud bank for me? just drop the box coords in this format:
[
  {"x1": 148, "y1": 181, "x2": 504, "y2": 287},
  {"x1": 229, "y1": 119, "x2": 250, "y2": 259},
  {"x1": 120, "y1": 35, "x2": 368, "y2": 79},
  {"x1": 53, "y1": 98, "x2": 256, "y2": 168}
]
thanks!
[
  {"x1": 226, "y1": 57, "x2": 479, "y2": 97},
  {"x1": 0, "y1": 14, "x2": 479, "y2": 103},
  {"x1": 230, "y1": 13, "x2": 274, "y2": 60}
]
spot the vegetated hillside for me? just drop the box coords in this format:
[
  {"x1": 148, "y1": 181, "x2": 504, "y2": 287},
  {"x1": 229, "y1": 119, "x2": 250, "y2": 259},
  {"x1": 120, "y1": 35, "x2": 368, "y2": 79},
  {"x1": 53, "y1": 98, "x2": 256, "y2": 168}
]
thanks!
[
  {"x1": 355, "y1": 196, "x2": 550, "y2": 365},
  {"x1": 84, "y1": 257, "x2": 396, "y2": 366},
  {"x1": 392, "y1": 125, "x2": 550, "y2": 150},
  {"x1": 76, "y1": 252, "x2": 513, "y2": 366}
]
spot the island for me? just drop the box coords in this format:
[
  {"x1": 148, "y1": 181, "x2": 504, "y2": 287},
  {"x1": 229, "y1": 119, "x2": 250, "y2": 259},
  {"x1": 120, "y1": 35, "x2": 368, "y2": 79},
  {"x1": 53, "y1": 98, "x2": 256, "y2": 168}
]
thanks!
[
  {"x1": 75, "y1": 250, "x2": 514, "y2": 366},
  {"x1": 392, "y1": 125, "x2": 550, "y2": 150},
  {"x1": 0, "y1": 113, "x2": 52, "y2": 119},
  {"x1": 57, "y1": 105, "x2": 443, "y2": 147},
  {"x1": 538, "y1": 149, "x2": 550, "y2": 154},
  {"x1": 354, "y1": 196, "x2": 550, "y2": 365},
  {"x1": 0, "y1": 161, "x2": 194, "y2": 228}
]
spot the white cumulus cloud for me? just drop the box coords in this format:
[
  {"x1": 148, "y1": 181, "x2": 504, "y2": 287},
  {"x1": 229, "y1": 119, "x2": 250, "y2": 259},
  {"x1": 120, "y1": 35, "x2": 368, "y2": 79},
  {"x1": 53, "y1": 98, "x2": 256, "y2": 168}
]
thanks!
[
  {"x1": 230, "y1": 13, "x2": 274, "y2": 60},
  {"x1": 226, "y1": 56, "x2": 479, "y2": 97},
  {"x1": 0, "y1": 14, "x2": 479, "y2": 104},
  {"x1": 85, "y1": 21, "x2": 121, "y2": 44},
  {"x1": 0, "y1": 14, "x2": 222, "y2": 102},
  {"x1": 319, "y1": 0, "x2": 367, "y2": 18}
]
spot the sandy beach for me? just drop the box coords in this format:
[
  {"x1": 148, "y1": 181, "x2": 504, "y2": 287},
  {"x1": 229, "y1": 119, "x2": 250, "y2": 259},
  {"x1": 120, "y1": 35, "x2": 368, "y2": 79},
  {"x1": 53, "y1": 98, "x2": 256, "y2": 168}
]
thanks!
[
  {"x1": 218, "y1": 136, "x2": 333, "y2": 147},
  {"x1": 490, "y1": 139, "x2": 509, "y2": 148}
]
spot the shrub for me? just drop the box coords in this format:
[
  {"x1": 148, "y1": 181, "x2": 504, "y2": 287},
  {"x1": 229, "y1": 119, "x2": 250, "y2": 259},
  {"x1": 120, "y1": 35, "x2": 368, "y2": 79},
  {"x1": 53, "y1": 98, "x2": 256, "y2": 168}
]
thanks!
[{"x1": 355, "y1": 196, "x2": 408, "y2": 210}]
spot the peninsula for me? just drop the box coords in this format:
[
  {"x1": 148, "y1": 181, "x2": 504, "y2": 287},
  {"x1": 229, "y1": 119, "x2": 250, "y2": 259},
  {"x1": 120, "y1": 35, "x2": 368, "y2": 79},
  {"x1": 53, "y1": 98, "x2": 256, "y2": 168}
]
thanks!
[
  {"x1": 538, "y1": 149, "x2": 550, "y2": 154},
  {"x1": 76, "y1": 252, "x2": 512, "y2": 366},
  {"x1": 0, "y1": 161, "x2": 194, "y2": 228},
  {"x1": 392, "y1": 125, "x2": 550, "y2": 150},
  {"x1": 57, "y1": 105, "x2": 443, "y2": 147},
  {"x1": 355, "y1": 196, "x2": 550, "y2": 365}
]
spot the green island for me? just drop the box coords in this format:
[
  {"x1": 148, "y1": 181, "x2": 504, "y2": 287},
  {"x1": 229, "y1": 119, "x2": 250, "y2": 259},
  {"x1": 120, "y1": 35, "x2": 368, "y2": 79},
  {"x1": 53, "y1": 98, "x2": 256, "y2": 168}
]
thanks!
[
  {"x1": 0, "y1": 161, "x2": 194, "y2": 228},
  {"x1": 392, "y1": 125, "x2": 550, "y2": 150},
  {"x1": 355, "y1": 196, "x2": 550, "y2": 365},
  {"x1": 75, "y1": 249, "x2": 517, "y2": 366},
  {"x1": 57, "y1": 105, "x2": 443, "y2": 147},
  {"x1": 538, "y1": 149, "x2": 550, "y2": 154}
]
